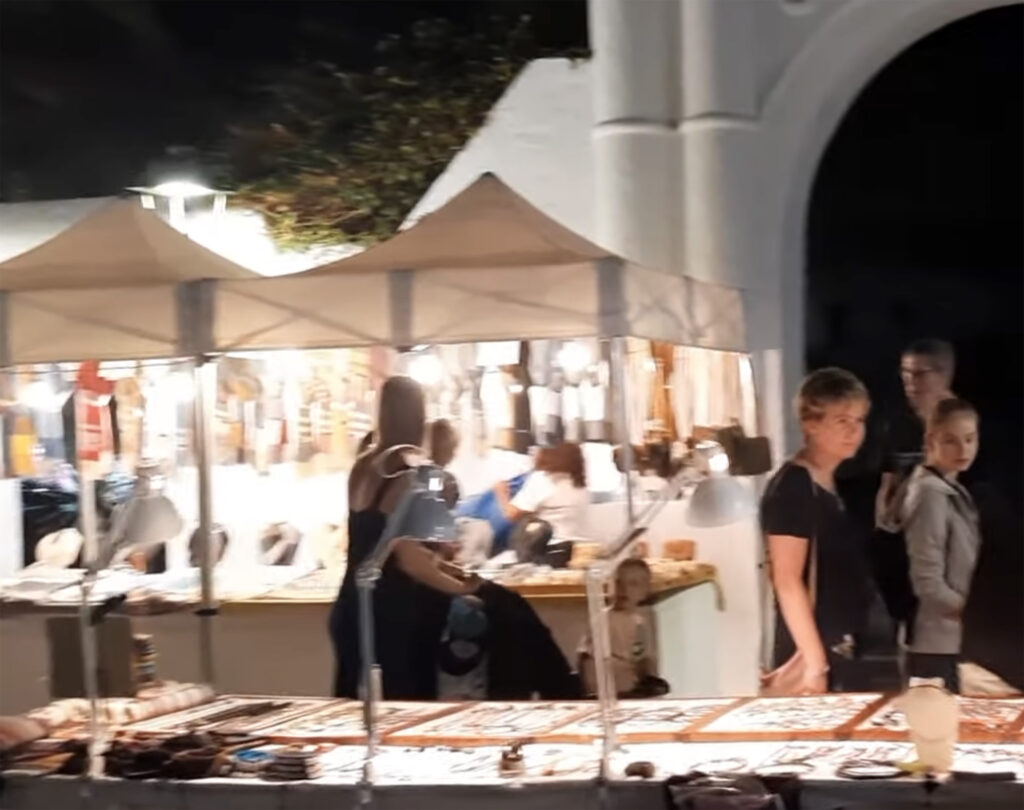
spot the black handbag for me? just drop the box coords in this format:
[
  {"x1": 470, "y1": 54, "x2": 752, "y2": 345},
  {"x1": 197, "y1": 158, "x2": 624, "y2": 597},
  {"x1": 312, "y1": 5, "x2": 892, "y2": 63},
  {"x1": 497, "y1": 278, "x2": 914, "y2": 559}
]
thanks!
[{"x1": 664, "y1": 773, "x2": 802, "y2": 810}]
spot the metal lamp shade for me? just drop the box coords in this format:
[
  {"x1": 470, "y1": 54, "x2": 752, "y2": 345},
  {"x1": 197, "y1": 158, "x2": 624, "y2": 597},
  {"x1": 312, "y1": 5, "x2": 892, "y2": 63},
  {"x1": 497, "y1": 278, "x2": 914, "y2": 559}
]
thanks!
[
  {"x1": 685, "y1": 474, "x2": 756, "y2": 528},
  {"x1": 102, "y1": 494, "x2": 184, "y2": 569}
]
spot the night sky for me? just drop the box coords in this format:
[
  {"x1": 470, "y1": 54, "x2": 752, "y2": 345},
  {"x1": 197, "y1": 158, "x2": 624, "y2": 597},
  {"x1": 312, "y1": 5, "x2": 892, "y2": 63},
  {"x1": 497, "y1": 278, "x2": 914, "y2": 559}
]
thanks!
[
  {"x1": 0, "y1": 0, "x2": 587, "y2": 199},
  {"x1": 807, "y1": 6, "x2": 1023, "y2": 505},
  {"x1": 1, "y1": 1, "x2": 1021, "y2": 505}
]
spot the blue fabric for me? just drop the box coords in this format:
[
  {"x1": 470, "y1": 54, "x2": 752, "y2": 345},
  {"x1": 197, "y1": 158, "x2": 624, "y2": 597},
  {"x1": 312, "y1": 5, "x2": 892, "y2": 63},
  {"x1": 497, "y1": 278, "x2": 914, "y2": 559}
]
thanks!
[
  {"x1": 447, "y1": 596, "x2": 488, "y2": 641},
  {"x1": 455, "y1": 473, "x2": 528, "y2": 552}
]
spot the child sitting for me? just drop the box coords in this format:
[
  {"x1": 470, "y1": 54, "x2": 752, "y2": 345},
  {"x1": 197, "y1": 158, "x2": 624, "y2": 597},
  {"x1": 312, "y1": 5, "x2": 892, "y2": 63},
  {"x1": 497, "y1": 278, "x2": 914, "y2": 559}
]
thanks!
[{"x1": 579, "y1": 558, "x2": 669, "y2": 698}]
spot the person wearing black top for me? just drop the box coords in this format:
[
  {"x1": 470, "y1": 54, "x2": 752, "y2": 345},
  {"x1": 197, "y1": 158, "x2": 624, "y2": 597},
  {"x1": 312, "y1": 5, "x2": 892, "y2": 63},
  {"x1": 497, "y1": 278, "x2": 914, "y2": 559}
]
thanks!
[
  {"x1": 761, "y1": 368, "x2": 874, "y2": 694},
  {"x1": 872, "y1": 340, "x2": 955, "y2": 631},
  {"x1": 330, "y1": 378, "x2": 580, "y2": 701},
  {"x1": 330, "y1": 377, "x2": 480, "y2": 700}
]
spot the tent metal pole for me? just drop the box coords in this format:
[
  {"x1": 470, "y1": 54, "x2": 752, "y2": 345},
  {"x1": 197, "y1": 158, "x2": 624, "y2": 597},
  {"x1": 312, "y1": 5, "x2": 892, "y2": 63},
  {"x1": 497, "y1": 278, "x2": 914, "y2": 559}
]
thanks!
[
  {"x1": 193, "y1": 357, "x2": 217, "y2": 688},
  {"x1": 611, "y1": 337, "x2": 635, "y2": 523}
]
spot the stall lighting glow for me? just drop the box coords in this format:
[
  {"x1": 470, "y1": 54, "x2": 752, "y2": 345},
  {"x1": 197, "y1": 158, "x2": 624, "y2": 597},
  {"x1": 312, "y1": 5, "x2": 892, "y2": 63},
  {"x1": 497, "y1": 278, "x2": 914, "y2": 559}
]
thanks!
[
  {"x1": 20, "y1": 380, "x2": 54, "y2": 410},
  {"x1": 557, "y1": 342, "x2": 591, "y2": 374},
  {"x1": 708, "y1": 451, "x2": 730, "y2": 474},
  {"x1": 508, "y1": 382, "x2": 524, "y2": 394},
  {"x1": 408, "y1": 354, "x2": 443, "y2": 387},
  {"x1": 151, "y1": 181, "x2": 219, "y2": 199},
  {"x1": 644, "y1": 358, "x2": 657, "y2": 373},
  {"x1": 166, "y1": 372, "x2": 195, "y2": 404}
]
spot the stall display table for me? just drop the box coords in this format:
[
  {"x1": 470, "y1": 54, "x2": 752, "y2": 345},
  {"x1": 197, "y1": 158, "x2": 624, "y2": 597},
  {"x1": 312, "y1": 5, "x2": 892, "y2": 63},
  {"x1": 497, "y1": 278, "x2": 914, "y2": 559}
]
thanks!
[
  {"x1": 3, "y1": 694, "x2": 1023, "y2": 810},
  {"x1": 0, "y1": 562, "x2": 720, "y2": 713}
]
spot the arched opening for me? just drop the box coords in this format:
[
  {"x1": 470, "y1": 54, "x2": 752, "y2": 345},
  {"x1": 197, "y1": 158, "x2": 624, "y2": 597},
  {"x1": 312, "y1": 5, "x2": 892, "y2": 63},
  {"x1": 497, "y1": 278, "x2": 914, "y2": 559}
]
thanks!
[
  {"x1": 807, "y1": 5, "x2": 1022, "y2": 498},
  {"x1": 805, "y1": 5, "x2": 1023, "y2": 685}
]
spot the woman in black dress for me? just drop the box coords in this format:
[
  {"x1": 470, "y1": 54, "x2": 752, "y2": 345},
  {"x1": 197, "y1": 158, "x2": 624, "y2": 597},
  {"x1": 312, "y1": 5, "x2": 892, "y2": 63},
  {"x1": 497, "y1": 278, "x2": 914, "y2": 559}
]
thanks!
[
  {"x1": 329, "y1": 376, "x2": 479, "y2": 700},
  {"x1": 761, "y1": 368, "x2": 874, "y2": 694}
]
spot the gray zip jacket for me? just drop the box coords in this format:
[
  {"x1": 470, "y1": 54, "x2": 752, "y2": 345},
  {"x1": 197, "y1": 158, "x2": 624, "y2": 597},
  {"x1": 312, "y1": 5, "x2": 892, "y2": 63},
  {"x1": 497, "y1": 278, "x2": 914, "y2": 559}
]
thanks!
[{"x1": 901, "y1": 465, "x2": 982, "y2": 655}]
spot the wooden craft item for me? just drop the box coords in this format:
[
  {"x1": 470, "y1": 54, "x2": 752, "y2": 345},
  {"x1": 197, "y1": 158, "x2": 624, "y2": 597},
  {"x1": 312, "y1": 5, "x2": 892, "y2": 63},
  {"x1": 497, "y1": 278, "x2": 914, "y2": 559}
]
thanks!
[
  {"x1": 265, "y1": 701, "x2": 462, "y2": 745},
  {"x1": 853, "y1": 696, "x2": 1024, "y2": 744},
  {"x1": 384, "y1": 702, "x2": 592, "y2": 747},
  {"x1": 687, "y1": 693, "x2": 887, "y2": 742},
  {"x1": 121, "y1": 695, "x2": 328, "y2": 736},
  {"x1": 661, "y1": 539, "x2": 696, "y2": 561},
  {"x1": 542, "y1": 698, "x2": 739, "y2": 744}
]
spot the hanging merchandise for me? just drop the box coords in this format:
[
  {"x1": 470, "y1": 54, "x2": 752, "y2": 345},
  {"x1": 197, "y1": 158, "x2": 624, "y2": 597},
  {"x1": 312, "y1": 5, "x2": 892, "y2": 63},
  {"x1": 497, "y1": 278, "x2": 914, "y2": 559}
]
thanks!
[
  {"x1": 480, "y1": 366, "x2": 514, "y2": 451},
  {"x1": 526, "y1": 339, "x2": 550, "y2": 445},
  {"x1": 650, "y1": 341, "x2": 677, "y2": 441},
  {"x1": 509, "y1": 343, "x2": 532, "y2": 455},
  {"x1": 9, "y1": 407, "x2": 38, "y2": 478},
  {"x1": 580, "y1": 367, "x2": 608, "y2": 443},
  {"x1": 112, "y1": 373, "x2": 144, "y2": 472},
  {"x1": 562, "y1": 382, "x2": 582, "y2": 443},
  {"x1": 624, "y1": 339, "x2": 651, "y2": 446},
  {"x1": 72, "y1": 361, "x2": 115, "y2": 467}
]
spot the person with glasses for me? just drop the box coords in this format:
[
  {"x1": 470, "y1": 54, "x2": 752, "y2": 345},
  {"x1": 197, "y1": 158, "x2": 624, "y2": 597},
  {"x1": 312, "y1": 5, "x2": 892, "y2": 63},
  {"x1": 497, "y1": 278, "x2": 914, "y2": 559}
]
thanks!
[{"x1": 870, "y1": 340, "x2": 956, "y2": 664}]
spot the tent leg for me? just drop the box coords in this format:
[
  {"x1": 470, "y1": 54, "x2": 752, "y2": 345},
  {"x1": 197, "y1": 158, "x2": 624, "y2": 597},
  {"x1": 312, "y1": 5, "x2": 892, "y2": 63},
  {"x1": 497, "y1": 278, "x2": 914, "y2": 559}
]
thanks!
[
  {"x1": 611, "y1": 337, "x2": 635, "y2": 524},
  {"x1": 193, "y1": 357, "x2": 217, "y2": 688}
]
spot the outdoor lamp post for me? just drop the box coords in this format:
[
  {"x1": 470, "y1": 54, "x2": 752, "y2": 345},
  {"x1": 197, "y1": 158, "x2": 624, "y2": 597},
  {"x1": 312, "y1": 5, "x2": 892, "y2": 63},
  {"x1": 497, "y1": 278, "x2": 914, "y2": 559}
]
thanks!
[{"x1": 127, "y1": 180, "x2": 230, "y2": 232}]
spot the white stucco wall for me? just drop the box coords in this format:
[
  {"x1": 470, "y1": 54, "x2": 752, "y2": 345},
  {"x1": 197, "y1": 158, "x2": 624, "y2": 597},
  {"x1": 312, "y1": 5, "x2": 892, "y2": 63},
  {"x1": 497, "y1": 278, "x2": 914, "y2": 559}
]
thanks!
[
  {"x1": 589, "y1": 0, "x2": 1019, "y2": 457},
  {"x1": 405, "y1": 58, "x2": 597, "y2": 238}
]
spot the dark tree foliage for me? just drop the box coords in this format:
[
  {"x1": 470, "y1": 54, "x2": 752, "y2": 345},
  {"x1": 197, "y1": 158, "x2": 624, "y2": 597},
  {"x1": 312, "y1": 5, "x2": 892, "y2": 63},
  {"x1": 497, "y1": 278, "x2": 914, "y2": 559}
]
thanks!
[{"x1": 212, "y1": 16, "x2": 585, "y2": 248}]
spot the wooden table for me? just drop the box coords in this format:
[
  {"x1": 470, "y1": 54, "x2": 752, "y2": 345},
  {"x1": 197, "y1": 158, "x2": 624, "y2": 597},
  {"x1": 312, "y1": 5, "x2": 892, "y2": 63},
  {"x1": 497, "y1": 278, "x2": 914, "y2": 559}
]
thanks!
[{"x1": 0, "y1": 563, "x2": 719, "y2": 714}]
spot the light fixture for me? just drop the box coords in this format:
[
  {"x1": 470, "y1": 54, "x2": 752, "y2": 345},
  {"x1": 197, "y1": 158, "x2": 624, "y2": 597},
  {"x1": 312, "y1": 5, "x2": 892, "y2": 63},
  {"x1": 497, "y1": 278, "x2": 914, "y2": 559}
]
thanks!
[
  {"x1": 102, "y1": 460, "x2": 184, "y2": 568},
  {"x1": 127, "y1": 180, "x2": 231, "y2": 231},
  {"x1": 686, "y1": 441, "x2": 756, "y2": 528},
  {"x1": 407, "y1": 352, "x2": 443, "y2": 388},
  {"x1": 165, "y1": 371, "x2": 195, "y2": 404},
  {"x1": 19, "y1": 378, "x2": 55, "y2": 410},
  {"x1": 557, "y1": 341, "x2": 591, "y2": 375}
]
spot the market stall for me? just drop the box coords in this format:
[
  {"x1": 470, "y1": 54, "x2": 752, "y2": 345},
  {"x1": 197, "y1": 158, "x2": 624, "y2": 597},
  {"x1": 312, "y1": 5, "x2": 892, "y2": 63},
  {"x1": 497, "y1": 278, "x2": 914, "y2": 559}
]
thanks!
[
  {"x1": 2, "y1": 693, "x2": 1022, "y2": 809},
  {"x1": 1, "y1": 174, "x2": 762, "y2": 720},
  {"x1": 202, "y1": 172, "x2": 765, "y2": 696},
  {"x1": 0, "y1": 561, "x2": 719, "y2": 713}
]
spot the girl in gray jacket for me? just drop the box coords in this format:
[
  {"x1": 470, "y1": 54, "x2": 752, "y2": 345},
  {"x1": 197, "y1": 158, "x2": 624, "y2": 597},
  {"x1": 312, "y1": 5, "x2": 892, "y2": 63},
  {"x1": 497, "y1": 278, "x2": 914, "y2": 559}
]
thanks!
[{"x1": 901, "y1": 398, "x2": 981, "y2": 693}]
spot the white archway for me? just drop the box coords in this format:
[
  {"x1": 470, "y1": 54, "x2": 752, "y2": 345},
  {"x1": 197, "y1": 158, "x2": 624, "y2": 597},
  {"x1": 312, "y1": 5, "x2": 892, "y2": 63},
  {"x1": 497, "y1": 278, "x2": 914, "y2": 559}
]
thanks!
[{"x1": 759, "y1": 0, "x2": 1020, "y2": 449}]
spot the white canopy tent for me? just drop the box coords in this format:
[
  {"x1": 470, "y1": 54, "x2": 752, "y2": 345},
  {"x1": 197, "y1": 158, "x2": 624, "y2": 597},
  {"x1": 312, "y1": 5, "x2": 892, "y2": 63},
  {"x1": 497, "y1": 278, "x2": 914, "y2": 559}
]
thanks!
[
  {"x1": 0, "y1": 197, "x2": 258, "y2": 687},
  {"x1": 0, "y1": 198, "x2": 256, "y2": 366},
  {"x1": 213, "y1": 173, "x2": 746, "y2": 352}
]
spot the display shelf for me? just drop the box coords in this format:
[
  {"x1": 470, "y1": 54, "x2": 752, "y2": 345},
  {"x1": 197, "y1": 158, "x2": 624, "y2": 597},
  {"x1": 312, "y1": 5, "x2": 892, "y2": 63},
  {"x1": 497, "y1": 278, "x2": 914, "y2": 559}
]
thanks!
[
  {"x1": 383, "y1": 702, "x2": 594, "y2": 746},
  {"x1": 264, "y1": 700, "x2": 464, "y2": 744},
  {"x1": 542, "y1": 698, "x2": 738, "y2": 743},
  {"x1": 852, "y1": 696, "x2": 1024, "y2": 744},
  {"x1": 120, "y1": 695, "x2": 330, "y2": 737},
  {"x1": 686, "y1": 693, "x2": 888, "y2": 742}
]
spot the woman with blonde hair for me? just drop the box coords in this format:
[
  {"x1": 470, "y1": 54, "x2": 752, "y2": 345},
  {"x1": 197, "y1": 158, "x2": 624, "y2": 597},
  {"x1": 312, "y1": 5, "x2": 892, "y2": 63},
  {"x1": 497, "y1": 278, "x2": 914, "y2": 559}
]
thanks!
[
  {"x1": 761, "y1": 368, "x2": 874, "y2": 694},
  {"x1": 329, "y1": 376, "x2": 479, "y2": 700}
]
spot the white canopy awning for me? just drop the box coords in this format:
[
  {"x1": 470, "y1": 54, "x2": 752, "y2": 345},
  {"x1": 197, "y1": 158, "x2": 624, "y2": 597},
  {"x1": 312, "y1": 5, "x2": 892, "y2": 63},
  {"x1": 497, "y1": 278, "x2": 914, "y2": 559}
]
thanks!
[
  {"x1": 214, "y1": 174, "x2": 746, "y2": 352},
  {"x1": 0, "y1": 199, "x2": 257, "y2": 365}
]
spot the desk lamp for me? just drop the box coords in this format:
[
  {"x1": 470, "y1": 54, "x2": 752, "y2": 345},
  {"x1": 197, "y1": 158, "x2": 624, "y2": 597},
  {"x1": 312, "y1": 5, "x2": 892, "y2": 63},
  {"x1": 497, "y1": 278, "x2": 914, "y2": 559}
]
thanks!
[
  {"x1": 585, "y1": 441, "x2": 756, "y2": 800},
  {"x1": 356, "y1": 447, "x2": 458, "y2": 806}
]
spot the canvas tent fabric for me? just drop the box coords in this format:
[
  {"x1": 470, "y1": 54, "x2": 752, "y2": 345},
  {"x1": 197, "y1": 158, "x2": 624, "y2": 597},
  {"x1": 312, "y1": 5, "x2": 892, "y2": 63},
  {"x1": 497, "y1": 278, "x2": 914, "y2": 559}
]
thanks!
[
  {"x1": 214, "y1": 173, "x2": 746, "y2": 352},
  {"x1": 0, "y1": 199, "x2": 257, "y2": 365}
]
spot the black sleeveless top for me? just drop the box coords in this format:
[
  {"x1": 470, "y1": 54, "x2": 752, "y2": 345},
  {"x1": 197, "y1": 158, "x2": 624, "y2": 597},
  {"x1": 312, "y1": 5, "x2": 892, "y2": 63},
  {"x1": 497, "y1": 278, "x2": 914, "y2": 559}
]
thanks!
[
  {"x1": 761, "y1": 462, "x2": 871, "y2": 667},
  {"x1": 329, "y1": 472, "x2": 451, "y2": 700}
]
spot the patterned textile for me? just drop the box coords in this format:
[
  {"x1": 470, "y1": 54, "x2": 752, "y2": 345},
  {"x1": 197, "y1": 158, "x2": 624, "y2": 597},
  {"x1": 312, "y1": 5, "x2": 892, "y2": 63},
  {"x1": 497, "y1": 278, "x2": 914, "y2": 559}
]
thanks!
[{"x1": 24, "y1": 683, "x2": 214, "y2": 732}]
